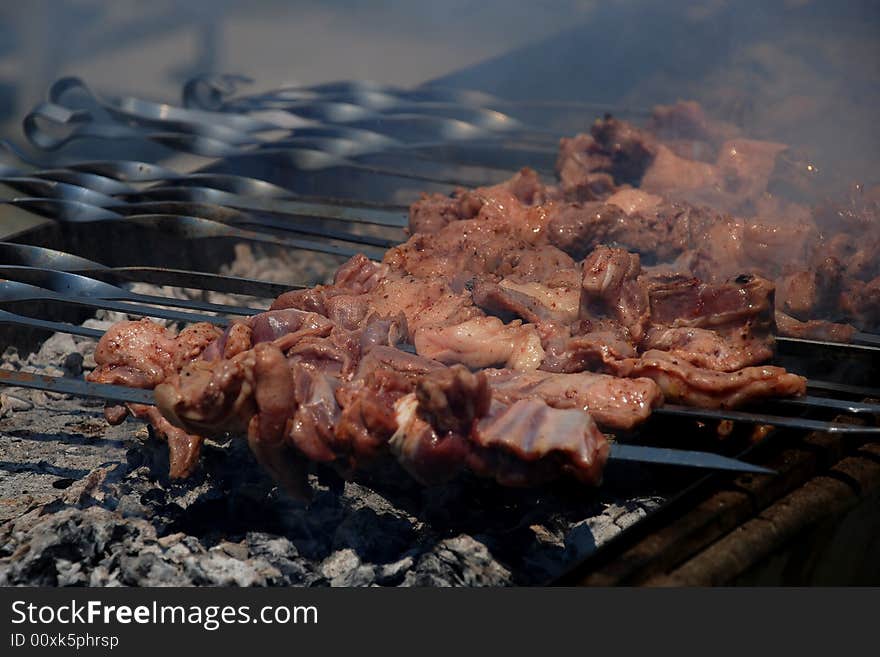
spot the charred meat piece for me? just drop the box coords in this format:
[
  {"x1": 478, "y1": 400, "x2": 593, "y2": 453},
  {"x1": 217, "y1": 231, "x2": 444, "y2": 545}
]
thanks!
[
  {"x1": 839, "y1": 277, "x2": 880, "y2": 330},
  {"x1": 647, "y1": 273, "x2": 775, "y2": 332},
  {"x1": 775, "y1": 257, "x2": 844, "y2": 321},
  {"x1": 544, "y1": 199, "x2": 700, "y2": 263},
  {"x1": 555, "y1": 133, "x2": 617, "y2": 201},
  {"x1": 415, "y1": 365, "x2": 491, "y2": 436}
]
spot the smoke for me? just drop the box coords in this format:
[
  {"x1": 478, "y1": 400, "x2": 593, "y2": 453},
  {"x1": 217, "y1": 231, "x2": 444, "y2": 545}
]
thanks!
[
  {"x1": 0, "y1": 0, "x2": 877, "y2": 185},
  {"x1": 432, "y1": 0, "x2": 880, "y2": 187}
]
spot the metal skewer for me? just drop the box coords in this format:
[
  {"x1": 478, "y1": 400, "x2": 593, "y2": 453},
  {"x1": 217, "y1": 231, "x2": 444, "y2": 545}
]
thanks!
[
  {"x1": 0, "y1": 266, "x2": 261, "y2": 317},
  {"x1": 656, "y1": 404, "x2": 880, "y2": 434},
  {"x1": 0, "y1": 242, "x2": 299, "y2": 298},
  {"x1": 3, "y1": 198, "x2": 384, "y2": 260},
  {"x1": 776, "y1": 335, "x2": 880, "y2": 352},
  {"x1": 182, "y1": 75, "x2": 652, "y2": 118},
  {"x1": 24, "y1": 99, "x2": 546, "y2": 188},
  {"x1": 772, "y1": 395, "x2": 880, "y2": 415},
  {"x1": 0, "y1": 308, "x2": 103, "y2": 339},
  {"x1": 0, "y1": 280, "x2": 230, "y2": 326}
]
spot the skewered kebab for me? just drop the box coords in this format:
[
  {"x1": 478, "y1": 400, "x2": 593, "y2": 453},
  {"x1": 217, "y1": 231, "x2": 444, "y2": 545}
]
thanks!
[
  {"x1": 74, "y1": 109, "x2": 826, "y2": 494},
  {"x1": 0, "y1": 245, "x2": 864, "y2": 497},
  {"x1": 82, "y1": 236, "x2": 806, "y2": 497},
  {"x1": 9, "y1": 97, "x2": 876, "y2": 499},
  {"x1": 409, "y1": 105, "x2": 880, "y2": 340}
]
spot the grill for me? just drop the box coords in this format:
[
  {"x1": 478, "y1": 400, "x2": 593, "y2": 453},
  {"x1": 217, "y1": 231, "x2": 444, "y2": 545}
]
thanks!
[{"x1": 2, "y1": 9, "x2": 879, "y2": 586}]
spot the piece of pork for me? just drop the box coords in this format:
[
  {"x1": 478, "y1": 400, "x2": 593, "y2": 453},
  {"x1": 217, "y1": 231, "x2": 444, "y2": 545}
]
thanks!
[
  {"x1": 482, "y1": 368, "x2": 662, "y2": 431},
  {"x1": 89, "y1": 319, "x2": 221, "y2": 389},
  {"x1": 413, "y1": 316, "x2": 545, "y2": 370},
  {"x1": 472, "y1": 276, "x2": 580, "y2": 325},
  {"x1": 774, "y1": 312, "x2": 857, "y2": 343},
  {"x1": 609, "y1": 350, "x2": 806, "y2": 408},
  {"x1": 580, "y1": 246, "x2": 650, "y2": 341},
  {"x1": 391, "y1": 377, "x2": 609, "y2": 487}
]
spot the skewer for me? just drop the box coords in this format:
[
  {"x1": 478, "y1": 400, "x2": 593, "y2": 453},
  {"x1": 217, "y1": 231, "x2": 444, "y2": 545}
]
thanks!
[
  {"x1": 32, "y1": 77, "x2": 566, "y2": 179},
  {"x1": 0, "y1": 148, "x2": 401, "y2": 211},
  {"x1": 0, "y1": 280, "x2": 230, "y2": 326},
  {"x1": 114, "y1": 189, "x2": 408, "y2": 228},
  {"x1": 776, "y1": 335, "x2": 880, "y2": 353},
  {"x1": 772, "y1": 395, "x2": 880, "y2": 416},
  {"x1": 47, "y1": 76, "x2": 569, "y2": 144},
  {"x1": 804, "y1": 378, "x2": 880, "y2": 399},
  {"x1": 5, "y1": 197, "x2": 394, "y2": 255},
  {"x1": 655, "y1": 404, "x2": 880, "y2": 434},
  {"x1": 14, "y1": 145, "x2": 524, "y2": 204},
  {"x1": 4, "y1": 198, "x2": 384, "y2": 260},
  {"x1": 0, "y1": 308, "x2": 103, "y2": 339},
  {"x1": 24, "y1": 97, "x2": 551, "y2": 188},
  {"x1": 0, "y1": 242, "x2": 298, "y2": 298},
  {"x1": 182, "y1": 75, "x2": 653, "y2": 116},
  {"x1": 0, "y1": 174, "x2": 409, "y2": 239},
  {"x1": 0, "y1": 367, "x2": 771, "y2": 475},
  {"x1": 0, "y1": 266, "x2": 262, "y2": 317},
  {"x1": 103, "y1": 200, "x2": 398, "y2": 249},
  {"x1": 853, "y1": 332, "x2": 880, "y2": 348}
]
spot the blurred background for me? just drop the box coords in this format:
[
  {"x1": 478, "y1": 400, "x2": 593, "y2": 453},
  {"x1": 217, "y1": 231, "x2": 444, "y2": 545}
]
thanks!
[
  {"x1": 0, "y1": 0, "x2": 877, "y2": 176},
  {"x1": 0, "y1": 0, "x2": 594, "y2": 142}
]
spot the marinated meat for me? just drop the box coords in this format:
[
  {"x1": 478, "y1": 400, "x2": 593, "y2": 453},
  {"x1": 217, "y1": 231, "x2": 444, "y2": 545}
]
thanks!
[
  {"x1": 580, "y1": 246, "x2": 650, "y2": 340},
  {"x1": 92, "y1": 98, "x2": 855, "y2": 495},
  {"x1": 610, "y1": 350, "x2": 806, "y2": 408},
  {"x1": 590, "y1": 114, "x2": 658, "y2": 185},
  {"x1": 482, "y1": 368, "x2": 662, "y2": 431},
  {"x1": 90, "y1": 319, "x2": 221, "y2": 389},
  {"x1": 642, "y1": 326, "x2": 773, "y2": 372},
  {"x1": 472, "y1": 277, "x2": 580, "y2": 325},
  {"x1": 414, "y1": 316, "x2": 545, "y2": 370},
  {"x1": 641, "y1": 144, "x2": 720, "y2": 197},
  {"x1": 774, "y1": 312, "x2": 857, "y2": 343}
]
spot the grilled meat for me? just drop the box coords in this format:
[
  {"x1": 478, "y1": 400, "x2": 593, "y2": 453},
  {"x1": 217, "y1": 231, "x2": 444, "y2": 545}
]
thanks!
[
  {"x1": 93, "y1": 98, "x2": 865, "y2": 495},
  {"x1": 153, "y1": 337, "x2": 612, "y2": 494},
  {"x1": 607, "y1": 350, "x2": 806, "y2": 409}
]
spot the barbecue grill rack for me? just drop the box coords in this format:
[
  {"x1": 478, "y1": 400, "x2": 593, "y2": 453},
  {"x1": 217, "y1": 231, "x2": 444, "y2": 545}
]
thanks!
[{"x1": 2, "y1": 76, "x2": 879, "y2": 584}]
